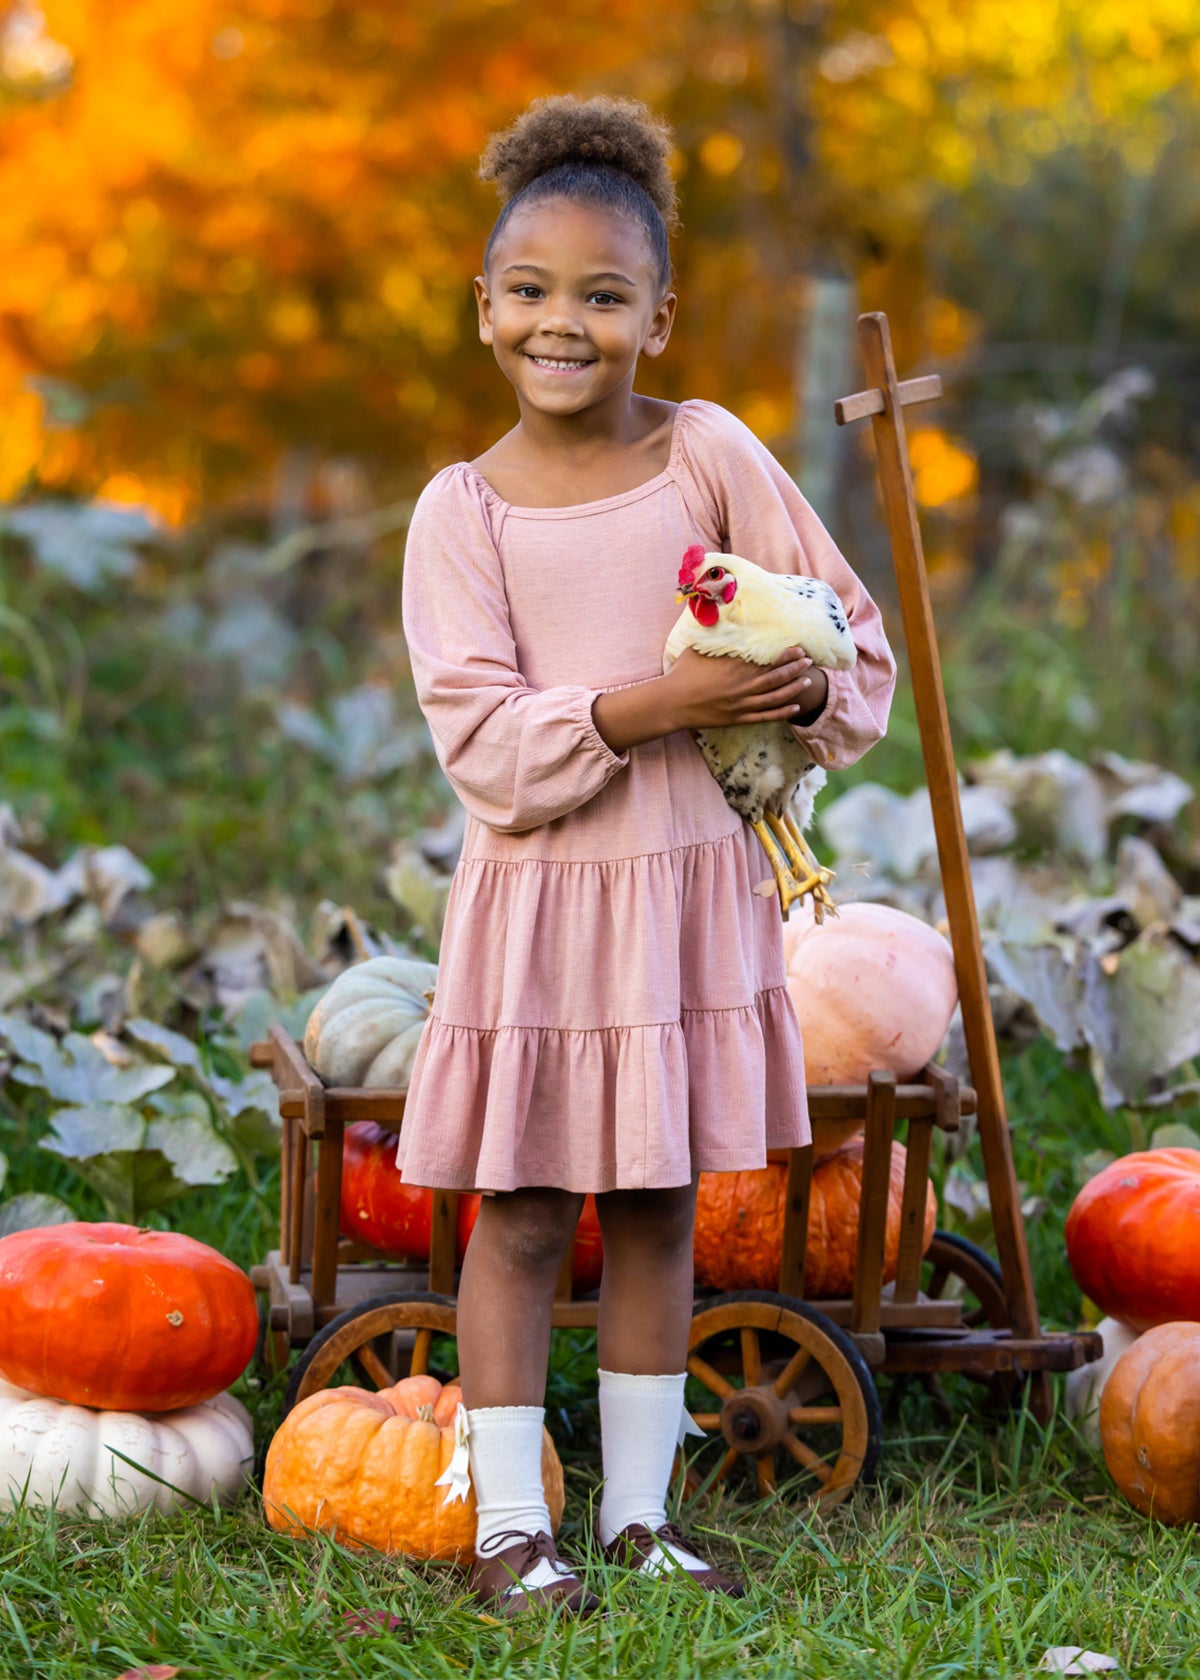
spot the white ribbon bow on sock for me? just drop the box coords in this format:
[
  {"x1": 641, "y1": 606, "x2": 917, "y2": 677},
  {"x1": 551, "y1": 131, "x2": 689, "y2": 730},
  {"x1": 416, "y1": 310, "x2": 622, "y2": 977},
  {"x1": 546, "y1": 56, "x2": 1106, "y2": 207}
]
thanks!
[
  {"x1": 434, "y1": 1402, "x2": 472, "y2": 1504},
  {"x1": 677, "y1": 1404, "x2": 707, "y2": 1445}
]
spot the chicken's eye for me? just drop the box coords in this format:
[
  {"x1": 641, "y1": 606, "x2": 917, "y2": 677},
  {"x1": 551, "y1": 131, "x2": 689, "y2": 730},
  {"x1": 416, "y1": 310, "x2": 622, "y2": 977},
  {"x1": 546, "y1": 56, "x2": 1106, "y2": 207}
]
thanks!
[{"x1": 707, "y1": 567, "x2": 723, "y2": 579}]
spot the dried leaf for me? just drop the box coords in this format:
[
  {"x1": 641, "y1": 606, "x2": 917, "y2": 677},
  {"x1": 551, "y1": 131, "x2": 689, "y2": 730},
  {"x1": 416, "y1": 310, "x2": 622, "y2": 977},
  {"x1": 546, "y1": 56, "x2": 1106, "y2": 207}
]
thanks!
[
  {"x1": 983, "y1": 939, "x2": 1086, "y2": 1054},
  {"x1": 1080, "y1": 928, "x2": 1200, "y2": 1107},
  {"x1": 113, "y1": 1666, "x2": 180, "y2": 1680},
  {"x1": 0, "y1": 1192, "x2": 76, "y2": 1236},
  {"x1": 337, "y1": 1609, "x2": 405, "y2": 1639},
  {"x1": 1, "y1": 1023, "x2": 175, "y2": 1106},
  {"x1": 3, "y1": 502, "x2": 156, "y2": 590},
  {"x1": 1038, "y1": 1649, "x2": 1118, "y2": 1674}
]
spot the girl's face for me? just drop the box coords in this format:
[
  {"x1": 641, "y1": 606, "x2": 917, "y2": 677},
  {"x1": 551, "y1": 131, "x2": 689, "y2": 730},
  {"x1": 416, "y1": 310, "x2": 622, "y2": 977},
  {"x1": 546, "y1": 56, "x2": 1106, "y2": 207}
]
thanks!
[{"x1": 475, "y1": 198, "x2": 676, "y2": 422}]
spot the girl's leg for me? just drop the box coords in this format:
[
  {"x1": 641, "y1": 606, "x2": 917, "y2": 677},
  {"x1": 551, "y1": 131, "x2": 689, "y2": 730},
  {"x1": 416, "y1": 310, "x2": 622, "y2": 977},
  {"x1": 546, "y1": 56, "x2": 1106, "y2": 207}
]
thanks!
[
  {"x1": 593, "y1": 1181, "x2": 743, "y2": 1594},
  {"x1": 456, "y1": 1187, "x2": 596, "y2": 1612}
]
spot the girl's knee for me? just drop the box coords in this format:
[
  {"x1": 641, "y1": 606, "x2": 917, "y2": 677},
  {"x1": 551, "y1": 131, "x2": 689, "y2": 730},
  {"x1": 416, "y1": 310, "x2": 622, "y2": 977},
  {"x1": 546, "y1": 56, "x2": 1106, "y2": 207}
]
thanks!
[
  {"x1": 596, "y1": 1184, "x2": 697, "y2": 1256},
  {"x1": 477, "y1": 1189, "x2": 584, "y2": 1272}
]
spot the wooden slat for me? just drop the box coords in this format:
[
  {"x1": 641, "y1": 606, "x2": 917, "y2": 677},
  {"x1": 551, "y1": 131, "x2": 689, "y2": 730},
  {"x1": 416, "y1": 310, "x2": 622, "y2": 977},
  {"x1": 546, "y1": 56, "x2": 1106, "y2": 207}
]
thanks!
[
  {"x1": 778, "y1": 1144, "x2": 814, "y2": 1298},
  {"x1": 851, "y1": 1072, "x2": 896, "y2": 1335},
  {"x1": 310, "y1": 1113, "x2": 344, "y2": 1310},
  {"x1": 848, "y1": 313, "x2": 1043, "y2": 1360},
  {"x1": 268, "y1": 1023, "x2": 326, "y2": 1138},
  {"x1": 288, "y1": 1128, "x2": 308, "y2": 1286},
  {"x1": 893, "y1": 1116, "x2": 934, "y2": 1303},
  {"x1": 882, "y1": 1330, "x2": 1102, "y2": 1375},
  {"x1": 279, "y1": 1110, "x2": 294, "y2": 1269},
  {"x1": 805, "y1": 1082, "x2": 975, "y2": 1125},
  {"x1": 277, "y1": 1089, "x2": 407, "y2": 1126},
  {"x1": 428, "y1": 1190, "x2": 458, "y2": 1295},
  {"x1": 807, "y1": 1297, "x2": 961, "y2": 1329},
  {"x1": 833, "y1": 373, "x2": 942, "y2": 425}
]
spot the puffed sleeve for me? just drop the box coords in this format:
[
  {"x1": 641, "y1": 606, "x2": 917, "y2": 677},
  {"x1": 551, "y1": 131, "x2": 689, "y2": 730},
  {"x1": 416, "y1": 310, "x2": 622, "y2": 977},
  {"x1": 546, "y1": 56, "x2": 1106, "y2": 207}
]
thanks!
[
  {"x1": 678, "y1": 401, "x2": 896, "y2": 772},
  {"x1": 401, "y1": 466, "x2": 630, "y2": 834}
]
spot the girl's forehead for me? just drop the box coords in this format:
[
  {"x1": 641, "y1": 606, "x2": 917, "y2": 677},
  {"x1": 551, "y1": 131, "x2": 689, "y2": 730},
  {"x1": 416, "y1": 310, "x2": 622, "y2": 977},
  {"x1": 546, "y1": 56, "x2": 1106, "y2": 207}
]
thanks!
[{"x1": 489, "y1": 197, "x2": 658, "y2": 281}]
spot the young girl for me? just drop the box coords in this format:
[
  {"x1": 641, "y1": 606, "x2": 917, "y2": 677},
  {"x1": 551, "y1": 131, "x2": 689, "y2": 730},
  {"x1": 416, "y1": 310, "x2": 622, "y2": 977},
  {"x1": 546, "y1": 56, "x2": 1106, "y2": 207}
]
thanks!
[{"x1": 399, "y1": 94, "x2": 895, "y2": 1615}]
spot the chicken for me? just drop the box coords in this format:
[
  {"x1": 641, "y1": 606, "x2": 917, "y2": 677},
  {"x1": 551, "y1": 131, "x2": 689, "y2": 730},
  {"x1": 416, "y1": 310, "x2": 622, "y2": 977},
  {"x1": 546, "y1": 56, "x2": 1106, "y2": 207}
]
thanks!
[{"x1": 663, "y1": 544, "x2": 857, "y2": 919}]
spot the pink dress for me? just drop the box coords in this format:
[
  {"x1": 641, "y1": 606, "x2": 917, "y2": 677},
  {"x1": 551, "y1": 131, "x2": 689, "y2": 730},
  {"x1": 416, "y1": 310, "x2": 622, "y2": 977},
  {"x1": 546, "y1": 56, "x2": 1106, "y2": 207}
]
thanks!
[{"x1": 398, "y1": 399, "x2": 895, "y2": 1193}]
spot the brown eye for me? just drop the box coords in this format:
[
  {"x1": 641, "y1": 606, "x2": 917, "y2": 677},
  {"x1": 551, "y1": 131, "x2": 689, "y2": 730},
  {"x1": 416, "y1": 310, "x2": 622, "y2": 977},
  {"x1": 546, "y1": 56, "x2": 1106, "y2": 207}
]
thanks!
[{"x1": 707, "y1": 567, "x2": 723, "y2": 579}]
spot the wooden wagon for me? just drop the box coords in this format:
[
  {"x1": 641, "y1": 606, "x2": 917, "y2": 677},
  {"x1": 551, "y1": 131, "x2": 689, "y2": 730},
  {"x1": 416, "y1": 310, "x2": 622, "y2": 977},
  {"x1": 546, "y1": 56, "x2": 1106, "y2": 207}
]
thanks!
[{"x1": 249, "y1": 314, "x2": 1100, "y2": 1510}]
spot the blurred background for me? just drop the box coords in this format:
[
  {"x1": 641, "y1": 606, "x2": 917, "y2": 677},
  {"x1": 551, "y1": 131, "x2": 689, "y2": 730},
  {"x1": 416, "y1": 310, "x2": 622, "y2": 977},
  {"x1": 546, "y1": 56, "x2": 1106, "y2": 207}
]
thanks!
[{"x1": 1, "y1": 0, "x2": 1197, "y2": 923}]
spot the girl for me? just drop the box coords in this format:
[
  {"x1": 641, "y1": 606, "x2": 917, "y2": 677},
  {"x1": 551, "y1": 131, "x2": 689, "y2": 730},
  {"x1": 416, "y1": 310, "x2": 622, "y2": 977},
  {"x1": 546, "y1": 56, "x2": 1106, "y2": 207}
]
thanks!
[{"x1": 400, "y1": 94, "x2": 895, "y2": 1616}]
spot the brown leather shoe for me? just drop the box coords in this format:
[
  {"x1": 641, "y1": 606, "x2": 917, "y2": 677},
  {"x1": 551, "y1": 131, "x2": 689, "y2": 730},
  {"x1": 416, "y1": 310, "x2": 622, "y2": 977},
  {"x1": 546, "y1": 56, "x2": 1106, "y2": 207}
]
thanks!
[
  {"x1": 468, "y1": 1529, "x2": 600, "y2": 1618},
  {"x1": 602, "y1": 1521, "x2": 747, "y2": 1597}
]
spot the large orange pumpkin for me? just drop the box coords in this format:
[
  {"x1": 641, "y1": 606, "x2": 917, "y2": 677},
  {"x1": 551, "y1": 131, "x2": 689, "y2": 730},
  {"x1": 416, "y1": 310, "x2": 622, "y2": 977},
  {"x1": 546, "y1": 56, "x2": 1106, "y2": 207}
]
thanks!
[
  {"x1": 693, "y1": 1137, "x2": 936, "y2": 1297},
  {"x1": 0, "y1": 1222, "x2": 258, "y2": 1412},
  {"x1": 263, "y1": 1373, "x2": 564, "y2": 1561},
  {"x1": 1100, "y1": 1322, "x2": 1200, "y2": 1524},
  {"x1": 1066, "y1": 1148, "x2": 1200, "y2": 1332},
  {"x1": 783, "y1": 904, "x2": 958, "y2": 1153},
  {"x1": 340, "y1": 1123, "x2": 605, "y2": 1289}
]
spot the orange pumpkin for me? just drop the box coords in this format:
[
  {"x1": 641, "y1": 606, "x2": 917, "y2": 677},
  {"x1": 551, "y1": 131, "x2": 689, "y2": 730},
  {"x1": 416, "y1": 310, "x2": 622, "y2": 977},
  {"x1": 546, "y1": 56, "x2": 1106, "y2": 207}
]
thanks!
[
  {"x1": 0, "y1": 1222, "x2": 258, "y2": 1412},
  {"x1": 1100, "y1": 1322, "x2": 1200, "y2": 1525},
  {"x1": 783, "y1": 904, "x2": 958, "y2": 1153},
  {"x1": 693, "y1": 1137, "x2": 936, "y2": 1297},
  {"x1": 1066, "y1": 1148, "x2": 1200, "y2": 1332},
  {"x1": 262, "y1": 1373, "x2": 564, "y2": 1561}
]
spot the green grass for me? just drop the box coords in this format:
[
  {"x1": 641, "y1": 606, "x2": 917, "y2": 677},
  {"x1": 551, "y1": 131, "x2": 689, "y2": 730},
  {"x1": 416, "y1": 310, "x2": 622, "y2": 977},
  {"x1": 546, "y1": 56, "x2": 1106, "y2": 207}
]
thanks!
[
  {"x1": 5, "y1": 1411, "x2": 1200, "y2": 1679},
  {"x1": 4, "y1": 1039, "x2": 1198, "y2": 1678}
]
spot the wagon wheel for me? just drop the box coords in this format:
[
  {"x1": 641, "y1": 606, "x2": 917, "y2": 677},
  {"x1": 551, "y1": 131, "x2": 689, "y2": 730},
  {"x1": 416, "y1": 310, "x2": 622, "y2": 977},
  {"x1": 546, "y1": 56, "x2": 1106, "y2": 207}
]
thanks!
[
  {"x1": 681, "y1": 1291, "x2": 882, "y2": 1513},
  {"x1": 892, "y1": 1231, "x2": 1017, "y2": 1421},
  {"x1": 282, "y1": 1291, "x2": 459, "y2": 1414}
]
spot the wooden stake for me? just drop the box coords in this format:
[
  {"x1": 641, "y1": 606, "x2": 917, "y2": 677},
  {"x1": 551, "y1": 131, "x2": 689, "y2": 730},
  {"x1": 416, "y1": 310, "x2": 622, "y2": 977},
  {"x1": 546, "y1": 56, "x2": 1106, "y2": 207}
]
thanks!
[{"x1": 837, "y1": 313, "x2": 1044, "y2": 1358}]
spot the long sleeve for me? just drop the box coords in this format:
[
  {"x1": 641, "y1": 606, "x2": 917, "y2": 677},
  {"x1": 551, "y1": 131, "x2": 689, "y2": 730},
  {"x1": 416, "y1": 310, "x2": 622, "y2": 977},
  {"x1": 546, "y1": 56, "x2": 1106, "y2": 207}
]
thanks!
[
  {"x1": 678, "y1": 401, "x2": 896, "y2": 772},
  {"x1": 401, "y1": 466, "x2": 630, "y2": 834}
]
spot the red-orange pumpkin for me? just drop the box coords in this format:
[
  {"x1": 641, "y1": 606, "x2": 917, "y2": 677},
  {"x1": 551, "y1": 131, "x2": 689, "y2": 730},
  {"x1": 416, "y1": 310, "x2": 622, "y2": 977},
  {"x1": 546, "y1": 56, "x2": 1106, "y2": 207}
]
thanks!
[
  {"x1": 0, "y1": 1222, "x2": 258, "y2": 1411},
  {"x1": 693, "y1": 1137, "x2": 937, "y2": 1297},
  {"x1": 340, "y1": 1123, "x2": 605, "y2": 1290},
  {"x1": 1100, "y1": 1321, "x2": 1200, "y2": 1524},
  {"x1": 1066, "y1": 1148, "x2": 1200, "y2": 1332}
]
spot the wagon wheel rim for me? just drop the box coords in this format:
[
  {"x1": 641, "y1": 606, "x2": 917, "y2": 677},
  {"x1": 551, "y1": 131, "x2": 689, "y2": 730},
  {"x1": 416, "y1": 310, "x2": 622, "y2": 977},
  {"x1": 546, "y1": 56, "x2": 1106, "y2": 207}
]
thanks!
[
  {"x1": 910, "y1": 1234, "x2": 1017, "y2": 1416},
  {"x1": 283, "y1": 1293, "x2": 459, "y2": 1412},
  {"x1": 682, "y1": 1294, "x2": 880, "y2": 1513}
]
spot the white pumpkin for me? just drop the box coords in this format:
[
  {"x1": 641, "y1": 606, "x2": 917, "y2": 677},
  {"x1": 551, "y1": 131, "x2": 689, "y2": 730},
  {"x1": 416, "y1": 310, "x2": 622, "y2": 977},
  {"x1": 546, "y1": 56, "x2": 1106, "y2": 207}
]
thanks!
[
  {"x1": 1064, "y1": 1316, "x2": 1139, "y2": 1450},
  {"x1": 303, "y1": 956, "x2": 438, "y2": 1089},
  {"x1": 0, "y1": 1378, "x2": 253, "y2": 1517}
]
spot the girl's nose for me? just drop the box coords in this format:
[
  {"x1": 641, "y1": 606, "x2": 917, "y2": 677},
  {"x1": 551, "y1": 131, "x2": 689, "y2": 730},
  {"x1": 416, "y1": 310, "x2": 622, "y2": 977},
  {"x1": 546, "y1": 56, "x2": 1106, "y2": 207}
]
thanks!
[{"x1": 536, "y1": 299, "x2": 584, "y2": 336}]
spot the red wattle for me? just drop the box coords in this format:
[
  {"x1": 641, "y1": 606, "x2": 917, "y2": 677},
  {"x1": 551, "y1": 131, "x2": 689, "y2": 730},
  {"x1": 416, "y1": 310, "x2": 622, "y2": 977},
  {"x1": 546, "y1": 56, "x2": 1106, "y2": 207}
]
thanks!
[{"x1": 689, "y1": 597, "x2": 720, "y2": 628}]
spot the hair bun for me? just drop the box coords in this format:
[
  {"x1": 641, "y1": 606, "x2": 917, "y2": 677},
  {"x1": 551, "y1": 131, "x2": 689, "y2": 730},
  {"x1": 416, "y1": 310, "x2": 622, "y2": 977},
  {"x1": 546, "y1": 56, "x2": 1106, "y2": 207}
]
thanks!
[{"x1": 480, "y1": 94, "x2": 679, "y2": 230}]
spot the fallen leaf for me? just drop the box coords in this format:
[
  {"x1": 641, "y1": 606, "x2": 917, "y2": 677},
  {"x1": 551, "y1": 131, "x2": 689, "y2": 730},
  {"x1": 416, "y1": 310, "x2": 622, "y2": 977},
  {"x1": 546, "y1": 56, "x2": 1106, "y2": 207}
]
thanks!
[
  {"x1": 113, "y1": 1665, "x2": 180, "y2": 1680},
  {"x1": 1039, "y1": 1648, "x2": 1119, "y2": 1674},
  {"x1": 338, "y1": 1608, "x2": 405, "y2": 1640}
]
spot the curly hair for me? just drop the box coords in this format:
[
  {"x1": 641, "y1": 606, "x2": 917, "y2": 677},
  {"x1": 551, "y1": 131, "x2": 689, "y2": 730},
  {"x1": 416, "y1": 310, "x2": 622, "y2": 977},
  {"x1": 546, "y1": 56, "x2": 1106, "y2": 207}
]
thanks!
[{"x1": 479, "y1": 95, "x2": 679, "y2": 291}]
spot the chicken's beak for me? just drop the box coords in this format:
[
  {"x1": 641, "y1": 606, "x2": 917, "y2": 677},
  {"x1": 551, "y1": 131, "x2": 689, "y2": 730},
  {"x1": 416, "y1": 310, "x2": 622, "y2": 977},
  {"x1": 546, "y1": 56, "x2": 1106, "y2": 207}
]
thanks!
[{"x1": 675, "y1": 586, "x2": 696, "y2": 604}]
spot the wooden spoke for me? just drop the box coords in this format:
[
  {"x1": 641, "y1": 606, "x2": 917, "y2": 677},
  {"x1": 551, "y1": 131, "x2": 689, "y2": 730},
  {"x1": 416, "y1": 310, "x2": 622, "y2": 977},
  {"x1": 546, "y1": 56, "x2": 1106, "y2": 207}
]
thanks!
[
  {"x1": 687, "y1": 1354, "x2": 735, "y2": 1399},
  {"x1": 787, "y1": 1405, "x2": 844, "y2": 1426},
  {"x1": 780, "y1": 1432, "x2": 833, "y2": 1482},
  {"x1": 740, "y1": 1327, "x2": 762, "y2": 1386},
  {"x1": 771, "y1": 1345, "x2": 813, "y2": 1399},
  {"x1": 685, "y1": 1296, "x2": 881, "y2": 1513},
  {"x1": 410, "y1": 1328, "x2": 433, "y2": 1375},
  {"x1": 353, "y1": 1343, "x2": 393, "y2": 1390},
  {"x1": 926, "y1": 1263, "x2": 951, "y2": 1297}
]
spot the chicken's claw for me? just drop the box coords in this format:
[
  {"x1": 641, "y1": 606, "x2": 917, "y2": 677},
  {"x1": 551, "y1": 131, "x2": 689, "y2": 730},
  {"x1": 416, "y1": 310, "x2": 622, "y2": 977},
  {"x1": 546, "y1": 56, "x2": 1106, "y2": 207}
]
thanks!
[{"x1": 750, "y1": 816, "x2": 837, "y2": 922}]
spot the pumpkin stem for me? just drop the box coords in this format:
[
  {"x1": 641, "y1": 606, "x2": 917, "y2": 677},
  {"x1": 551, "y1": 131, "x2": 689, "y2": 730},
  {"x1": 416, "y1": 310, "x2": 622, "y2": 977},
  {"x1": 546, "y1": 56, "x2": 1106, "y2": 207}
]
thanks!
[{"x1": 416, "y1": 1403, "x2": 436, "y2": 1423}]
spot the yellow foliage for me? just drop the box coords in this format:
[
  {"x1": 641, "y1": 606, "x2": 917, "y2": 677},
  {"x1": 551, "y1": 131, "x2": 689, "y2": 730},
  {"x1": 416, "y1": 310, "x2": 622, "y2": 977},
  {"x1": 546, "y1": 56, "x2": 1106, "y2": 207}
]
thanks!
[{"x1": 908, "y1": 429, "x2": 978, "y2": 508}]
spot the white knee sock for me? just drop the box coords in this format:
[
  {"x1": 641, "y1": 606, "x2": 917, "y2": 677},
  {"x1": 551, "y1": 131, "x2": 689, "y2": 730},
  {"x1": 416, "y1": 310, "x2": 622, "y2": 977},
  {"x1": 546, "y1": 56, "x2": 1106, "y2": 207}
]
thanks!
[
  {"x1": 597, "y1": 1369, "x2": 709, "y2": 1575},
  {"x1": 466, "y1": 1406, "x2": 574, "y2": 1591}
]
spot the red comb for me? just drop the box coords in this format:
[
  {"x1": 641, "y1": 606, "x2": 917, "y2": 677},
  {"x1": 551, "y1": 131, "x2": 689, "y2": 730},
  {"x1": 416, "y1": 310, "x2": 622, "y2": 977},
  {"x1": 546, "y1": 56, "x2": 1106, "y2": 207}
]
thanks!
[{"x1": 678, "y1": 544, "x2": 707, "y2": 588}]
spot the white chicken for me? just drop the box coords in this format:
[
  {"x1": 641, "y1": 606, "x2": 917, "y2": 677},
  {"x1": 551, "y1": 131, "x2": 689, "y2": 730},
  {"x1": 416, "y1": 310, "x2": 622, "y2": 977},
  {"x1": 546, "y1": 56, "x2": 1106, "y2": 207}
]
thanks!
[{"x1": 663, "y1": 544, "x2": 856, "y2": 919}]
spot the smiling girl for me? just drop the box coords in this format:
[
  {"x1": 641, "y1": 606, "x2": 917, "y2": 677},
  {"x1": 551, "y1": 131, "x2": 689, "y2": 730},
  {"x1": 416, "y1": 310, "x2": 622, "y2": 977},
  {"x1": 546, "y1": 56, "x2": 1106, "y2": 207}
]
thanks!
[{"x1": 399, "y1": 95, "x2": 895, "y2": 1616}]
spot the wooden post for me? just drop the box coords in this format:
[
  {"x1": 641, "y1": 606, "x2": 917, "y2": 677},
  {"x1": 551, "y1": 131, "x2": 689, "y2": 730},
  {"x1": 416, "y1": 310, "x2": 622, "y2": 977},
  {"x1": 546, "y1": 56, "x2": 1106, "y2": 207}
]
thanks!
[
  {"x1": 836, "y1": 312, "x2": 1043, "y2": 1352},
  {"x1": 851, "y1": 1072, "x2": 895, "y2": 1336}
]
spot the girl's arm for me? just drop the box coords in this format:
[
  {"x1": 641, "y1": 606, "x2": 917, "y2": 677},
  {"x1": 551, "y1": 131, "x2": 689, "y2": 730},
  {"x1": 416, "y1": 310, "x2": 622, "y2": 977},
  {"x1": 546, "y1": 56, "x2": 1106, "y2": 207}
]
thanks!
[
  {"x1": 680, "y1": 402, "x2": 897, "y2": 772},
  {"x1": 402, "y1": 467, "x2": 632, "y2": 834}
]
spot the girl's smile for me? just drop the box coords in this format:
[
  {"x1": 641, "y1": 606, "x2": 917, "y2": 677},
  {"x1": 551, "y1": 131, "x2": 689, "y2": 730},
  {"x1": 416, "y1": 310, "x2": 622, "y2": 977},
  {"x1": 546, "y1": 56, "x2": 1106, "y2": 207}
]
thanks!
[{"x1": 475, "y1": 199, "x2": 675, "y2": 427}]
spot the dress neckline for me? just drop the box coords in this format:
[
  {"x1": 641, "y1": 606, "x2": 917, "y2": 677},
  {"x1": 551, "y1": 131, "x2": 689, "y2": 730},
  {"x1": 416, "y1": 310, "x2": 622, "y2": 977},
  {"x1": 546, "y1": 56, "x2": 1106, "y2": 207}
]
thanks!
[{"x1": 461, "y1": 400, "x2": 694, "y2": 519}]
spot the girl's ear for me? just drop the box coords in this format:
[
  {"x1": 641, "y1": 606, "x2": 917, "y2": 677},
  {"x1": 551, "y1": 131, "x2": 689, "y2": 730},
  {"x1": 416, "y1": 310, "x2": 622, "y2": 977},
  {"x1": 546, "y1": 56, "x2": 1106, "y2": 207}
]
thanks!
[
  {"x1": 474, "y1": 275, "x2": 494, "y2": 345},
  {"x1": 640, "y1": 290, "x2": 677, "y2": 361}
]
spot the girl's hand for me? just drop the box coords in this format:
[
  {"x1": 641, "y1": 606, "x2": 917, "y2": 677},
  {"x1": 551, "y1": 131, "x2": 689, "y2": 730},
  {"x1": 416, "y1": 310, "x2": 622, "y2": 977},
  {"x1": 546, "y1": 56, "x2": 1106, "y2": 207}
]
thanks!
[{"x1": 663, "y1": 646, "x2": 828, "y2": 731}]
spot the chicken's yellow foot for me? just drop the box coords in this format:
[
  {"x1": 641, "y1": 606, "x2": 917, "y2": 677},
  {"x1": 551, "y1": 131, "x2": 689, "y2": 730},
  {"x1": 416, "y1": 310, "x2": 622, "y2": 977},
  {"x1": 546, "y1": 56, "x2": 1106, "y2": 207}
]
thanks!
[
  {"x1": 750, "y1": 819, "x2": 805, "y2": 919},
  {"x1": 772, "y1": 811, "x2": 838, "y2": 924}
]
